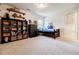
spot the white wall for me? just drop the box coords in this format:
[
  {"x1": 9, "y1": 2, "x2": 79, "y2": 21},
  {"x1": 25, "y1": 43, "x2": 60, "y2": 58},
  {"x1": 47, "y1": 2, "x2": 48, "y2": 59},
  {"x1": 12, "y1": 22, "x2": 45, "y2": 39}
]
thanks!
[
  {"x1": 25, "y1": 11, "x2": 43, "y2": 24},
  {"x1": 45, "y1": 5, "x2": 78, "y2": 40}
]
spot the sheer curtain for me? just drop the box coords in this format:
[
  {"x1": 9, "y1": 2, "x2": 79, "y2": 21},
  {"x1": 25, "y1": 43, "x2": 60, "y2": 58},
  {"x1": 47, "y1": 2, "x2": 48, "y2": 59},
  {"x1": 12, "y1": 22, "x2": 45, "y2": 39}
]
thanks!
[{"x1": 37, "y1": 19, "x2": 49, "y2": 31}]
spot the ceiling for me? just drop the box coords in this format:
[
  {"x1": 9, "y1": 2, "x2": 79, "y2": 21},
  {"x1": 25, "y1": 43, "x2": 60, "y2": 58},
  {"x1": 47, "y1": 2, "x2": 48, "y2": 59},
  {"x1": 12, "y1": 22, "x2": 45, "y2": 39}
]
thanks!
[{"x1": 8, "y1": 3, "x2": 77, "y2": 17}]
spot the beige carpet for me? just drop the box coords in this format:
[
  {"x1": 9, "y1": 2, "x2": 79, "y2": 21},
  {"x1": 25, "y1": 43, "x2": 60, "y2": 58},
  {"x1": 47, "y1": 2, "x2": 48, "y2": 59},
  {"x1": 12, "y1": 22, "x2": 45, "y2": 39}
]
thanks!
[{"x1": 0, "y1": 36, "x2": 79, "y2": 55}]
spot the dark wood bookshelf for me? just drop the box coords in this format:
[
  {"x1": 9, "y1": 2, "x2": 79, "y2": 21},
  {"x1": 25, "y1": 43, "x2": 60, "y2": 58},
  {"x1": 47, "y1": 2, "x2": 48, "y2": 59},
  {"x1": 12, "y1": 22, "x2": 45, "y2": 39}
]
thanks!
[
  {"x1": 10, "y1": 19, "x2": 17, "y2": 41},
  {"x1": 22, "y1": 20, "x2": 28, "y2": 39},
  {"x1": 1, "y1": 18, "x2": 11, "y2": 43},
  {"x1": 0, "y1": 18, "x2": 28, "y2": 43},
  {"x1": 17, "y1": 20, "x2": 22, "y2": 40}
]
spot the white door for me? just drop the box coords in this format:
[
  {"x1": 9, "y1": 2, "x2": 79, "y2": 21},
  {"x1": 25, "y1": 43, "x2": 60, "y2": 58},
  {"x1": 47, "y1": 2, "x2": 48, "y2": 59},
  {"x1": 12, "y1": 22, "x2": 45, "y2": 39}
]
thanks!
[{"x1": 64, "y1": 11, "x2": 77, "y2": 40}]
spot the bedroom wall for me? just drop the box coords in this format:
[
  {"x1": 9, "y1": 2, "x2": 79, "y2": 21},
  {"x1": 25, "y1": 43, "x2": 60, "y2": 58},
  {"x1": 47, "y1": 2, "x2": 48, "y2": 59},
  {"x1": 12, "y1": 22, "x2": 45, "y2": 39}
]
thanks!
[
  {"x1": 25, "y1": 11, "x2": 43, "y2": 24},
  {"x1": 45, "y1": 5, "x2": 78, "y2": 40}
]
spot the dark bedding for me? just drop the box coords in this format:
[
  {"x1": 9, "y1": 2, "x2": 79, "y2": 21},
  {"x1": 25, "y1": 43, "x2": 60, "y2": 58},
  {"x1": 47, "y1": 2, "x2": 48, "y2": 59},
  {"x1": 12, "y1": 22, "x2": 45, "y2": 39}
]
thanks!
[
  {"x1": 38, "y1": 28, "x2": 60, "y2": 39},
  {"x1": 38, "y1": 29, "x2": 55, "y2": 33}
]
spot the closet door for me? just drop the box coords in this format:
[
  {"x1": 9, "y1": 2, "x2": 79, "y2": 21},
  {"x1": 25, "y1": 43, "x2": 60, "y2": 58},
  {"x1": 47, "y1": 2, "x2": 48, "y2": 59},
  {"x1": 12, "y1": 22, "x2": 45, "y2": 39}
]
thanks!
[{"x1": 65, "y1": 11, "x2": 77, "y2": 40}]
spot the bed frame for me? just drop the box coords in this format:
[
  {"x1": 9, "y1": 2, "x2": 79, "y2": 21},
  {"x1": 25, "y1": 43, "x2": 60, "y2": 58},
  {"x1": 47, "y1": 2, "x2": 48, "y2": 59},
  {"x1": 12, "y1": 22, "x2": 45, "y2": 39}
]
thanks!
[{"x1": 38, "y1": 29, "x2": 60, "y2": 39}]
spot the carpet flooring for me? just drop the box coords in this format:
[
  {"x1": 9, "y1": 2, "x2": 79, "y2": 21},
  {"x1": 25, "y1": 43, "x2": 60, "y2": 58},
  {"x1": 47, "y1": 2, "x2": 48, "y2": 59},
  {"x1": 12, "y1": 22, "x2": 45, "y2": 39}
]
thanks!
[{"x1": 0, "y1": 36, "x2": 79, "y2": 55}]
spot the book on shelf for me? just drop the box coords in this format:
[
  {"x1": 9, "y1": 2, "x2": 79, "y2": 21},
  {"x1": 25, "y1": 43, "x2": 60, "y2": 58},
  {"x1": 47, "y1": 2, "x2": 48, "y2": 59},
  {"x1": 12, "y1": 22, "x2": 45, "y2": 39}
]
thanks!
[{"x1": 3, "y1": 33, "x2": 10, "y2": 36}]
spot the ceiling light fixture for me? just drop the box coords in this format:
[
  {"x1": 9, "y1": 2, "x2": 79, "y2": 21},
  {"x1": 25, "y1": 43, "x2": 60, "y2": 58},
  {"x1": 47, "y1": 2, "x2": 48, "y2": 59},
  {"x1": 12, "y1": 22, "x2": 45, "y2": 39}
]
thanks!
[{"x1": 37, "y1": 3, "x2": 47, "y2": 8}]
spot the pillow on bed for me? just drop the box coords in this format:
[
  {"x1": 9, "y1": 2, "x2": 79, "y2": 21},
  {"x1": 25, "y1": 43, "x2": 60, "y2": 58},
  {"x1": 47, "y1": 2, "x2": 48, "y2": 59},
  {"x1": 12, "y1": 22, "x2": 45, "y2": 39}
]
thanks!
[{"x1": 43, "y1": 28, "x2": 54, "y2": 32}]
